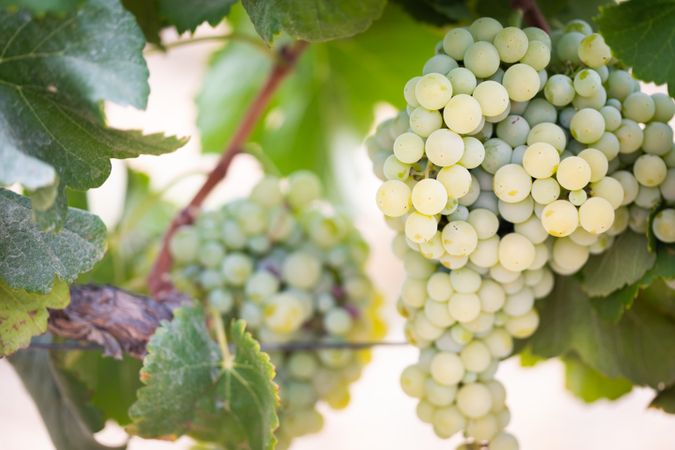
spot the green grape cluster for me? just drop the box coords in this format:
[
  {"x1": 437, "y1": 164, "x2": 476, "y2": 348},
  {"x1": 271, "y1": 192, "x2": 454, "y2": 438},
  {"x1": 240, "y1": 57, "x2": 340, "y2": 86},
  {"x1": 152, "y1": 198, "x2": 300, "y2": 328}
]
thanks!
[
  {"x1": 367, "y1": 16, "x2": 675, "y2": 450},
  {"x1": 169, "y1": 171, "x2": 386, "y2": 449}
]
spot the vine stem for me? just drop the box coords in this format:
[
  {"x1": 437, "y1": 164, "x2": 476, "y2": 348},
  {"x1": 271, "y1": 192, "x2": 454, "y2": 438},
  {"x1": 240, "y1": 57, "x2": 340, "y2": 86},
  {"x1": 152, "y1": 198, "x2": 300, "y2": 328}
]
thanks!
[
  {"x1": 510, "y1": 0, "x2": 550, "y2": 32},
  {"x1": 148, "y1": 40, "x2": 309, "y2": 299}
]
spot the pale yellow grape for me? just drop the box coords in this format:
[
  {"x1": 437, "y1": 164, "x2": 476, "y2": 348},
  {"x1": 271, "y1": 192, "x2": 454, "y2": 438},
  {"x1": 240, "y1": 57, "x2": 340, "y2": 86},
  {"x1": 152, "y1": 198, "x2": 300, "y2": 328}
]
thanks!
[
  {"x1": 498, "y1": 197, "x2": 534, "y2": 224},
  {"x1": 578, "y1": 33, "x2": 611, "y2": 68},
  {"x1": 473, "y1": 81, "x2": 509, "y2": 117},
  {"x1": 527, "y1": 123, "x2": 567, "y2": 152},
  {"x1": 443, "y1": 28, "x2": 474, "y2": 60},
  {"x1": 591, "y1": 132, "x2": 620, "y2": 160},
  {"x1": 423, "y1": 54, "x2": 458, "y2": 75},
  {"x1": 490, "y1": 263, "x2": 520, "y2": 284},
  {"x1": 415, "y1": 73, "x2": 454, "y2": 110},
  {"x1": 478, "y1": 280, "x2": 506, "y2": 313},
  {"x1": 467, "y1": 414, "x2": 499, "y2": 442},
  {"x1": 401, "y1": 278, "x2": 427, "y2": 308},
  {"x1": 448, "y1": 293, "x2": 481, "y2": 323},
  {"x1": 600, "y1": 105, "x2": 622, "y2": 131},
  {"x1": 405, "y1": 212, "x2": 438, "y2": 243},
  {"x1": 432, "y1": 406, "x2": 466, "y2": 438},
  {"x1": 502, "y1": 63, "x2": 540, "y2": 102},
  {"x1": 629, "y1": 205, "x2": 650, "y2": 234},
  {"x1": 464, "y1": 41, "x2": 500, "y2": 78},
  {"x1": 437, "y1": 164, "x2": 473, "y2": 198},
  {"x1": 383, "y1": 155, "x2": 410, "y2": 181},
  {"x1": 450, "y1": 267, "x2": 482, "y2": 293},
  {"x1": 515, "y1": 215, "x2": 548, "y2": 244},
  {"x1": 607, "y1": 206, "x2": 629, "y2": 236},
  {"x1": 410, "y1": 107, "x2": 443, "y2": 137},
  {"x1": 493, "y1": 26, "x2": 528, "y2": 63},
  {"x1": 460, "y1": 341, "x2": 491, "y2": 372},
  {"x1": 441, "y1": 253, "x2": 469, "y2": 270},
  {"x1": 590, "y1": 176, "x2": 625, "y2": 209},
  {"x1": 523, "y1": 142, "x2": 560, "y2": 179},
  {"x1": 470, "y1": 236, "x2": 499, "y2": 269},
  {"x1": 556, "y1": 156, "x2": 592, "y2": 190},
  {"x1": 442, "y1": 220, "x2": 478, "y2": 256},
  {"x1": 469, "y1": 17, "x2": 503, "y2": 41},
  {"x1": 467, "y1": 208, "x2": 500, "y2": 239},
  {"x1": 483, "y1": 328, "x2": 513, "y2": 358},
  {"x1": 633, "y1": 154, "x2": 667, "y2": 187},
  {"x1": 573, "y1": 85, "x2": 607, "y2": 110},
  {"x1": 653, "y1": 209, "x2": 675, "y2": 243},
  {"x1": 544, "y1": 74, "x2": 575, "y2": 106},
  {"x1": 542, "y1": 200, "x2": 579, "y2": 237},
  {"x1": 570, "y1": 108, "x2": 605, "y2": 144},
  {"x1": 579, "y1": 197, "x2": 615, "y2": 234},
  {"x1": 612, "y1": 171, "x2": 640, "y2": 205},
  {"x1": 652, "y1": 93, "x2": 675, "y2": 122},
  {"x1": 393, "y1": 132, "x2": 424, "y2": 164},
  {"x1": 489, "y1": 432, "x2": 519, "y2": 450},
  {"x1": 616, "y1": 119, "x2": 644, "y2": 154},
  {"x1": 424, "y1": 378, "x2": 457, "y2": 406},
  {"x1": 568, "y1": 189, "x2": 587, "y2": 206},
  {"x1": 416, "y1": 400, "x2": 435, "y2": 424},
  {"x1": 484, "y1": 106, "x2": 511, "y2": 124},
  {"x1": 635, "y1": 186, "x2": 662, "y2": 209},
  {"x1": 623, "y1": 92, "x2": 655, "y2": 123},
  {"x1": 643, "y1": 122, "x2": 674, "y2": 155},
  {"x1": 661, "y1": 169, "x2": 675, "y2": 203},
  {"x1": 456, "y1": 383, "x2": 493, "y2": 418},
  {"x1": 493, "y1": 164, "x2": 532, "y2": 203},
  {"x1": 520, "y1": 40, "x2": 550, "y2": 71},
  {"x1": 498, "y1": 233, "x2": 535, "y2": 272},
  {"x1": 447, "y1": 67, "x2": 477, "y2": 95},
  {"x1": 578, "y1": 148, "x2": 608, "y2": 182},
  {"x1": 531, "y1": 178, "x2": 560, "y2": 204},
  {"x1": 503, "y1": 276, "x2": 525, "y2": 294},
  {"x1": 505, "y1": 308, "x2": 539, "y2": 338},
  {"x1": 427, "y1": 272, "x2": 453, "y2": 302},
  {"x1": 552, "y1": 237, "x2": 589, "y2": 274},
  {"x1": 376, "y1": 180, "x2": 411, "y2": 217},
  {"x1": 264, "y1": 292, "x2": 305, "y2": 333},
  {"x1": 403, "y1": 76, "x2": 420, "y2": 107},
  {"x1": 430, "y1": 352, "x2": 465, "y2": 385},
  {"x1": 414, "y1": 314, "x2": 444, "y2": 341},
  {"x1": 444, "y1": 94, "x2": 483, "y2": 134},
  {"x1": 412, "y1": 178, "x2": 448, "y2": 215},
  {"x1": 425, "y1": 299, "x2": 455, "y2": 328},
  {"x1": 400, "y1": 365, "x2": 427, "y2": 398},
  {"x1": 504, "y1": 288, "x2": 535, "y2": 318},
  {"x1": 573, "y1": 68, "x2": 602, "y2": 97},
  {"x1": 425, "y1": 128, "x2": 465, "y2": 166}
]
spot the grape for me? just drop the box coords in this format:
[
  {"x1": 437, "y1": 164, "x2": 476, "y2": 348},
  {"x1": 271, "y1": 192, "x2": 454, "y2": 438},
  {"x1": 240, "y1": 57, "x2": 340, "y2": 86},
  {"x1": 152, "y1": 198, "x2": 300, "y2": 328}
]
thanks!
[
  {"x1": 652, "y1": 93, "x2": 675, "y2": 122},
  {"x1": 615, "y1": 119, "x2": 644, "y2": 154},
  {"x1": 496, "y1": 115, "x2": 530, "y2": 147},
  {"x1": 544, "y1": 74, "x2": 574, "y2": 106},
  {"x1": 489, "y1": 432, "x2": 519, "y2": 450},
  {"x1": 442, "y1": 221, "x2": 478, "y2": 256},
  {"x1": 376, "y1": 180, "x2": 411, "y2": 217},
  {"x1": 523, "y1": 98, "x2": 557, "y2": 126},
  {"x1": 493, "y1": 164, "x2": 532, "y2": 203},
  {"x1": 592, "y1": 132, "x2": 620, "y2": 160},
  {"x1": 460, "y1": 137, "x2": 486, "y2": 168},
  {"x1": 464, "y1": 41, "x2": 501, "y2": 78},
  {"x1": 523, "y1": 142, "x2": 560, "y2": 179},
  {"x1": 412, "y1": 178, "x2": 449, "y2": 215},
  {"x1": 523, "y1": 26, "x2": 551, "y2": 47},
  {"x1": 661, "y1": 169, "x2": 675, "y2": 203},
  {"x1": 493, "y1": 27, "x2": 529, "y2": 63},
  {"x1": 590, "y1": 176, "x2": 624, "y2": 209},
  {"x1": 573, "y1": 68, "x2": 602, "y2": 97},
  {"x1": 383, "y1": 155, "x2": 411, "y2": 181},
  {"x1": 431, "y1": 352, "x2": 465, "y2": 385},
  {"x1": 502, "y1": 64, "x2": 540, "y2": 102},
  {"x1": 527, "y1": 123, "x2": 566, "y2": 152},
  {"x1": 607, "y1": 70, "x2": 635, "y2": 101},
  {"x1": 457, "y1": 383, "x2": 493, "y2": 418},
  {"x1": 451, "y1": 267, "x2": 482, "y2": 293},
  {"x1": 499, "y1": 197, "x2": 534, "y2": 224},
  {"x1": 437, "y1": 164, "x2": 473, "y2": 199},
  {"x1": 578, "y1": 33, "x2": 611, "y2": 68},
  {"x1": 623, "y1": 92, "x2": 656, "y2": 123},
  {"x1": 520, "y1": 40, "x2": 551, "y2": 71},
  {"x1": 423, "y1": 54, "x2": 458, "y2": 75},
  {"x1": 633, "y1": 154, "x2": 667, "y2": 187},
  {"x1": 447, "y1": 67, "x2": 477, "y2": 95},
  {"x1": 541, "y1": 200, "x2": 579, "y2": 237},
  {"x1": 394, "y1": 132, "x2": 425, "y2": 164},
  {"x1": 653, "y1": 209, "x2": 675, "y2": 243},
  {"x1": 551, "y1": 237, "x2": 589, "y2": 274},
  {"x1": 282, "y1": 251, "x2": 320, "y2": 289},
  {"x1": 469, "y1": 17, "x2": 503, "y2": 41},
  {"x1": 410, "y1": 107, "x2": 443, "y2": 137},
  {"x1": 403, "y1": 76, "x2": 420, "y2": 107},
  {"x1": 568, "y1": 189, "x2": 587, "y2": 206},
  {"x1": 579, "y1": 197, "x2": 615, "y2": 234},
  {"x1": 467, "y1": 208, "x2": 500, "y2": 239},
  {"x1": 599, "y1": 105, "x2": 622, "y2": 131},
  {"x1": 245, "y1": 271, "x2": 280, "y2": 303},
  {"x1": 460, "y1": 341, "x2": 492, "y2": 372},
  {"x1": 405, "y1": 212, "x2": 438, "y2": 244},
  {"x1": 612, "y1": 170, "x2": 640, "y2": 205},
  {"x1": 482, "y1": 138, "x2": 513, "y2": 174},
  {"x1": 169, "y1": 227, "x2": 200, "y2": 263},
  {"x1": 498, "y1": 233, "x2": 535, "y2": 272},
  {"x1": 470, "y1": 236, "x2": 500, "y2": 268},
  {"x1": 443, "y1": 28, "x2": 474, "y2": 60},
  {"x1": 556, "y1": 31, "x2": 584, "y2": 64},
  {"x1": 642, "y1": 122, "x2": 674, "y2": 155},
  {"x1": 415, "y1": 73, "x2": 454, "y2": 110},
  {"x1": 570, "y1": 108, "x2": 605, "y2": 144},
  {"x1": 433, "y1": 406, "x2": 466, "y2": 437},
  {"x1": 425, "y1": 128, "x2": 465, "y2": 166},
  {"x1": 578, "y1": 148, "x2": 608, "y2": 182},
  {"x1": 531, "y1": 177, "x2": 561, "y2": 204},
  {"x1": 556, "y1": 156, "x2": 592, "y2": 191},
  {"x1": 444, "y1": 94, "x2": 484, "y2": 134},
  {"x1": 288, "y1": 171, "x2": 322, "y2": 209}
]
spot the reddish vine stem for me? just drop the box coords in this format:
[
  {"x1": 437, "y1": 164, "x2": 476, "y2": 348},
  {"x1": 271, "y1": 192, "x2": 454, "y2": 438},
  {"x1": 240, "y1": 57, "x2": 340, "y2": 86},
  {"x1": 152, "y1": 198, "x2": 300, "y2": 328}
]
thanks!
[
  {"x1": 148, "y1": 40, "x2": 309, "y2": 299},
  {"x1": 510, "y1": 0, "x2": 550, "y2": 32}
]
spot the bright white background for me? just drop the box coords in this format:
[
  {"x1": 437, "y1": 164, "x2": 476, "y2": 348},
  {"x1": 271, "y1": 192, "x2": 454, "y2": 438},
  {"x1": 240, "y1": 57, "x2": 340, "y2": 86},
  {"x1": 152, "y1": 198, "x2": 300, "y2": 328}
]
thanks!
[{"x1": 2, "y1": 26, "x2": 674, "y2": 450}]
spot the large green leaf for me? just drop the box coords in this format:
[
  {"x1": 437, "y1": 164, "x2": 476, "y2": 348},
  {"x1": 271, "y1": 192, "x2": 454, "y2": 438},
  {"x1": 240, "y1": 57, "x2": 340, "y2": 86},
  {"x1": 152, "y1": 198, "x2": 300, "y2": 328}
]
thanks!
[
  {"x1": 529, "y1": 276, "x2": 675, "y2": 388},
  {"x1": 61, "y1": 350, "x2": 144, "y2": 425},
  {"x1": 9, "y1": 336, "x2": 125, "y2": 450},
  {"x1": 596, "y1": 0, "x2": 675, "y2": 97},
  {"x1": 581, "y1": 232, "x2": 656, "y2": 297},
  {"x1": 0, "y1": 0, "x2": 82, "y2": 13},
  {"x1": 129, "y1": 307, "x2": 279, "y2": 450},
  {"x1": 650, "y1": 385, "x2": 675, "y2": 414},
  {"x1": 158, "y1": 0, "x2": 236, "y2": 33},
  {"x1": 198, "y1": 3, "x2": 442, "y2": 180},
  {"x1": 0, "y1": 144, "x2": 56, "y2": 190},
  {"x1": 0, "y1": 0, "x2": 186, "y2": 224},
  {"x1": 0, "y1": 278, "x2": 69, "y2": 355},
  {"x1": 120, "y1": 0, "x2": 162, "y2": 45},
  {"x1": 563, "y1": 354, "x2": 633, "y2": 403},
  {"x1": 0, "y1": 189, "x2": 106, "y2": 293},
  {"x1": 242, "y1": 0, "x2": 386, "y2": 43},
  {"x1": 392, "y1": 0, "x2": 470, "y2": 26}
]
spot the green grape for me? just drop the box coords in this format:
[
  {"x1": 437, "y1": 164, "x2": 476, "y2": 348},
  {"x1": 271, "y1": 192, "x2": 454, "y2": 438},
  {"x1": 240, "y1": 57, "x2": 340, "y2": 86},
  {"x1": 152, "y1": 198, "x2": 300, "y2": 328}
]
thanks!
[
  {"x1": 556, "y1": 31, "x2": 584, "y2": 64},
  {"x1": 642, "y1": 122, "x2": 674, "y2": 155},
  {"x1": 523, "y1": 98, "x2": 557, "y2": 126},
  {"x1": 607, "y1": 70, "x2": 635, "y2": 101},
  {"x1": 578, "y1": 33, "x2": 611, "y2": 68},
  {"x1": 493, "y1": 27, "x2": 529, "y2": 63},
  {"x1": 169, "y1": 226, "x2": 200, "y2": 263},
  {"x1": 502, "y1": 64, "x2": 540, "y2": 102},
  {"x1": 464, "y1": 41, "x2": 501, "y2": 78},
  {"x1": 573, "y1": 68, "x2": 602, "y2": 97},
  {"x1": 544, "y1": 74, "x2": 574, "y2": 106},
  {"x1": 423, "y1": 54, "x2": 458, "y2": 75},
  {"x1": 652, "y1": 93, "x2": 675, "y2": 122},
  {"x1": 623, "y1": 92, "x2": 656, "y2": 123},
  {"x1": 443, "y1": 28, "x2": 474, "y2": 60},
  {"x1": 520, "y1": 40, "x2": 550, "y2": 71},
  {"x1": 469, "y1": 17, "x2": 503, "y2": 42},
  {"x1": 287, "y1": 171, "x2": 322, "y2": 209},
  {"x1": 447, "y1": 67, "x2": 477, "y2": 95}
]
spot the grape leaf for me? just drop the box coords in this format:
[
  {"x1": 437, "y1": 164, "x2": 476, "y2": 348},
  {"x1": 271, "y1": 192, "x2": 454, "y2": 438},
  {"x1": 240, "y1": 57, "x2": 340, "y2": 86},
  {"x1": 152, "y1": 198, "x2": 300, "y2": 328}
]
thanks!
[
  {"x1": 580, "y1": 232, "x2": 656, "y2": 297},
  {"x1": 392, "y1": 0, "x2": 470, "y2": 26},
  {"x1": 198, "y1": 3, "x2": 442, "y2": 180},
  {"x1": 650, "y1": 385, "x2": 675, "y2": 414},
  {"x1": 129, "y1": 307, "x2": 279, "y2": 450},
  {"x1": 9, "y1": 336, "x2": 125, "y2": 450},
  {"x1": 158, "y1": 0, "x2": 236, "y2": 33},
  {"x1": 0, "y1": 0, "x2": 82, "y2": 13},
  {"x1": 0, "y1": 0, "x2": 187, "y2": 222},
  {"x1": 60, "y1": 350, "x2": 143, "y2": 425},
  {"x1": 0, "y1": 189, "x2": 106, "y2": 293},
  {"x1": 0, "y1": 144, "x2": 56, "y2": 190},
  {"x1": 121, "y1": 0, "x2": 162, "y2": 45},
  {"x1": 241, "y1": 0, "x2": 386, "y2": 43},
  {"x1": 530, "y1": 276, "x2": 675, "y2": 388},
  {"x1": 0, "y1": 278, "x2": 69, "y2": 356},
  {"x1": 596, "y1": 0, "x2": 675, "y2": 97},
  {"x1": 563, "y1": 354, "x2": 633, "y2": 403}
]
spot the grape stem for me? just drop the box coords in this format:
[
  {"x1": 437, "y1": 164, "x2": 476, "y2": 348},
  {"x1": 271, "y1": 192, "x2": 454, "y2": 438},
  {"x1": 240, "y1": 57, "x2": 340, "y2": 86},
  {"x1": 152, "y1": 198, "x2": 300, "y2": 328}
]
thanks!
[
  {"x1": 147, "y1": 40, "x2": 308, "y2": 300},
  {"x1": 510, "y1": 0, "x2": 550, "y2": 32},
  {"x1": 209, "y1": 308, "x2": 234, "y2": 369}
]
